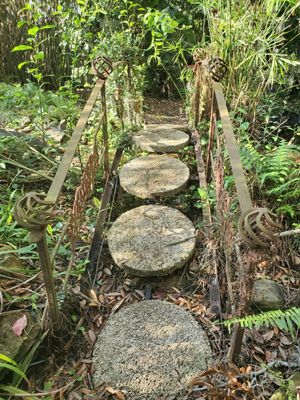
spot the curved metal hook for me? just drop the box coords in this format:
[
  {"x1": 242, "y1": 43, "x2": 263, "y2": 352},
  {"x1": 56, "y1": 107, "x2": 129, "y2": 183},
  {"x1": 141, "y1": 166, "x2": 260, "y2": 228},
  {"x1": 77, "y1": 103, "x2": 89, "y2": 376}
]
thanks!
[{"x1": 238, "y1": 207, "x2": 282, "y2": 248}]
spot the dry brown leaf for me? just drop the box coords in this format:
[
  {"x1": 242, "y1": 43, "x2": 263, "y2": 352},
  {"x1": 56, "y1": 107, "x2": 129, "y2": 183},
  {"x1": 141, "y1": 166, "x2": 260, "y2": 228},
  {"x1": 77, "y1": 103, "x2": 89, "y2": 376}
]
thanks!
[
  {"x1": 90, "y1": 289, "x2": 99, "y2": 303},
  {"x1": 88, "y1": 329, "x2": 96, "y2": 343},
  {"x1": 262, "y1": 330, "x2": 274, "y2": 342},
  {"x1": 106, "y1": 387, "x2": 116, "y2": 394},
  {"x1": 280, "y1": 336, "x2": 292, "y2": 346},
  {"x1": 104, "y1": 268, "x2": 112, "y2": 275},
  {"x1": 111, "y1": 298, "x2": 125, "y2": 314},
  {"x1": 252, "y1": 345, "x2": 264, "y2": 355},
  {"x1": 113, "y1": 390, "x2": 126, "y2": 400},
  {"x1": 252, "y1": 330, "x2": 264, "y2": 344},
  {"x1": 278, "y1": 346, "x2": 287, "y2": 360},
  {"x1": 265, "y1": 350, "x2": 273, "y2": 362}
]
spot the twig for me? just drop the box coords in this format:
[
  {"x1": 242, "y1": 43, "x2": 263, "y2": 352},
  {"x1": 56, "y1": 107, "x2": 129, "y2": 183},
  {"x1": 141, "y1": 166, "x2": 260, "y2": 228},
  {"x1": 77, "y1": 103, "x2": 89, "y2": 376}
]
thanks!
[
  {"x1": 50, "y1": 223, "x2": 68, "y2": 264},
  {"x1": 63, "y1": 251, "x2": 75, "y2": 292},
  {"x1": 276, "y1": 229, "x2": 300, "y2": 238},
  {"x1": 5, "y1": 272, "x2": 41, "y2": 291},
  {"x1": 166, "y1": 236, "x2": 196, "y2": 246},
  {"x1": 1, "y1": 155, "x2": 53, "y2": 181}
]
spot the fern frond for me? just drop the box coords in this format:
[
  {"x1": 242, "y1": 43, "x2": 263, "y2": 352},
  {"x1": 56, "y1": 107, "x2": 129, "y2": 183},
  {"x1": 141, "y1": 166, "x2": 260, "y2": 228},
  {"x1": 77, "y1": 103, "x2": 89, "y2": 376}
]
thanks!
[{"x1": 223, "y1": 307, "x2": 300, "y2": 337}]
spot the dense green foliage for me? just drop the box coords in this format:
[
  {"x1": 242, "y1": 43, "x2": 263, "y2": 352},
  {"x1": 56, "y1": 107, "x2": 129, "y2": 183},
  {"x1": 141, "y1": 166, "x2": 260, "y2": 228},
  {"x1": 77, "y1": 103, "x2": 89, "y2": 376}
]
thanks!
[{"x1": 0, "y1": 0, "x2": 299, "y2": 396}]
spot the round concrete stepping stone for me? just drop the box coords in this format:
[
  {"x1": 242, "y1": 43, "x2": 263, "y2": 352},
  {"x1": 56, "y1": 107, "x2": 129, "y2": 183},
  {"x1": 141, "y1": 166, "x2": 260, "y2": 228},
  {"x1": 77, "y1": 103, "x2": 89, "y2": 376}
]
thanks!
[
  {"x1": 146, "y1": 123, "x2": 190, "y2": 133},
  {"x1": 108, "y1": 205, "x2": 196, "y2": 276},
  {"x1": 133, "y1": 127, "x2": 189, "y2": 152},
  {"x1": 119, "y1": 154, "x2": 190, "y2": 199},
  {"x1": 93, "y1": 301, "x2": 212, "y2": 400}
]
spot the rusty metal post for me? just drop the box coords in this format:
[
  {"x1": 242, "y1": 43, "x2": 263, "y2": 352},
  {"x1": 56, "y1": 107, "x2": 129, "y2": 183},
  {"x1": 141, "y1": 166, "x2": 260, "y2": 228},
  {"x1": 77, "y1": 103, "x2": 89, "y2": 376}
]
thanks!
[
  {"x1": 194, "y1": 63, "x2": 202, "y2": 129},
  {"x1": 14, "y1": 192, "x2": 61, "y2": 331},
  {"x1": 127, "y1": 63, "x2": 134, "y2": 124},
  {"x1": 206, "y1": 92, "x2": 217, "y2": 181},
  {"x1": 101, "y1": 83, "x2": 109, "y2": 179},
  {"x1": 34, "y1": 230, "x2": 61, "y2": 329}
]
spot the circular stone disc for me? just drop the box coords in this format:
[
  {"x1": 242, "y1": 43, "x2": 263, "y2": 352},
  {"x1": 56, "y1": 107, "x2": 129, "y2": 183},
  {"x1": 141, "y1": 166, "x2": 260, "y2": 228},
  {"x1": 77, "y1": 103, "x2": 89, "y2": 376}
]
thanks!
[
  {"x1": 119, "y1": 154, "x2": 190, "y2": 199},
  {"x1": 133, "y1": 127, "x2": 189, "y2": 153},
  {"x1": 93, "y1": 301, "x2": 212, "y2": 400},
  {"x1": 108, "y1": 205, "x2": 196, "y2": 276},
  {"x1": 146, "y1": 123, "x2": 190, "y2": 133}
]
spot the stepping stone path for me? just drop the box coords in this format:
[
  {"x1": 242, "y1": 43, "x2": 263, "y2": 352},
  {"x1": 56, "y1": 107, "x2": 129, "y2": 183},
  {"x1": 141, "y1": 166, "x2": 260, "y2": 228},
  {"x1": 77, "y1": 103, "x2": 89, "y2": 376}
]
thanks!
[
  {"x1": 94, "y1": 123, "x2": 211, "y2": 397},
  {"x1": 133, "y1": 126, "x2": 189, "y2": 153},
  {"x1": 93, "y1": 301, "x2": 212, "y2": 400},
  {"x1": 119, "y1": 154, "x2": 189, "y2": 199},
  {"x1": 108, "y1": 205, "x2": 196, "y2": 276}
]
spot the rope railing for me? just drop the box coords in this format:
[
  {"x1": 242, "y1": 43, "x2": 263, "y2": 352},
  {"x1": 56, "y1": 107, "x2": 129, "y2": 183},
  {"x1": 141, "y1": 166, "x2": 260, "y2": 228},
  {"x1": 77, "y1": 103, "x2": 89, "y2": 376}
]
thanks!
[{"x1": 14, "y1": 57, "x2": 131, "y2": 330}]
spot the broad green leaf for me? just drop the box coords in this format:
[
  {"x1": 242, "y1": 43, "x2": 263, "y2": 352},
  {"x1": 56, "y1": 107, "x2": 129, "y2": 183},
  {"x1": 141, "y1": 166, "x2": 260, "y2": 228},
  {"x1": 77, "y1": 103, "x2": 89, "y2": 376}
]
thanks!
[
  {"x1": 19, "y1": 3, "x2": 32, "y2": 13},
  {"x1": 28, "y1": 26, "x2": 39, "y2": 36},
  {"x1": 17, "y1": 60, "x2": 33, "y2": 70},
  {"x1": 34, "y1": 51, "x2": 44, "y2": 61},
  {"x1": 17, "y1": 20, "x2": 27, "y2": 28},
  {"x1": 93, "y1": 197, "x2": 101, "y2": 208},
  {"x1": 12, "y1": 45, "x2": 33, "y2": 52}
]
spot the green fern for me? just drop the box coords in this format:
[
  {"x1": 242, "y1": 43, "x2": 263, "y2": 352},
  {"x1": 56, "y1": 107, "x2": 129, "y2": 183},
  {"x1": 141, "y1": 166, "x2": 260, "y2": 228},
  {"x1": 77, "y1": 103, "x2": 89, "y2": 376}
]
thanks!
[
  {"x1": 223, "y1": 307, "x2": 300, "y2": 338},
  {"x1": 240, "y1": 140, "x2": 300, "y2": 218}
]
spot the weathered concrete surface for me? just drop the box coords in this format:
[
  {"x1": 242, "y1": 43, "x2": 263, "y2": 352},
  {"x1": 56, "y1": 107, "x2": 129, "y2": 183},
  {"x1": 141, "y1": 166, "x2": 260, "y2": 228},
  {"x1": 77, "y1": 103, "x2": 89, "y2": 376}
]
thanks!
[
  {"x1": 251, "y1": 279, "x2": 285, "y2": 311},
  {"x1": 108, "y1": 205, "x2": 196, "y2": 276},
  {"x1": 93, "y1": 301, "x2": 212, "y2": 400},
  {"x1": 119, "y1": 154, "x2": 190, "y2": 199},
  {"x1": 133, "y1": 127, "x2": 189, "y2": 153},
  {"x1": 146, "y1": 123, "x2": 190, "y2": 133}
]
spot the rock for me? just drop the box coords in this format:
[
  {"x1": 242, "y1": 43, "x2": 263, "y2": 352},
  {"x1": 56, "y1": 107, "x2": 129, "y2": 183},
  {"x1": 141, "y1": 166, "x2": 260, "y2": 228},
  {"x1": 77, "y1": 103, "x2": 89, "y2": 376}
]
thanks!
[
  {"x1": 45, "y1": 128, "x2": 64, "y2": 143},
  {"x1": 270, "y1": 372, "x2": 300, "y2": 400},
  {"x1": 133, "y1": 127, "x2": 189, "y2": 153},
  {"x1": 146, "y1": 123, "x2": 190, "y2": 133},
  {"x1": 0, "y1": 129, "x2": 44, "y2": 150},
  {"x1": 251, "y1": 279, "x2": 285, "y2": 311},
  {"x1": 119, "y1": 154, "x2": 190, "y2": 199},
  {"x1": 93, "y1": 301, "x2": 212, "y2": 400},
  {"x1": 0, "y1": 311, "x2": 41, "y2": 363},
  {"x1": 108, "y1": 205, "x2": 196, "y2": 277},
  {"x1": 0, "y1": 244, "x2": 27, "y2": 277}
]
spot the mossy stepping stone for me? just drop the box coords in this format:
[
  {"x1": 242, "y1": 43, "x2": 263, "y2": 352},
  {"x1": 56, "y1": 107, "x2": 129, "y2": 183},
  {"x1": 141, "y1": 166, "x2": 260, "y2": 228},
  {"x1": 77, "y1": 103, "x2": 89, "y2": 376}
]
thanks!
[
  {"x1": 108, "y1": 205, "x2": 196, "y2": 277},
  {"x1": 133, "y1": 126, "x2": 189, "y2": 153},
  {"x1": 146, "y1": 123, "x2": 190, "y2": 133},
  {"x1": 119, "y1": 154, "x2": 190, "y2": 199},
  {"x1": 93, "y1": 301, "x2": 212, "y2": 400}
]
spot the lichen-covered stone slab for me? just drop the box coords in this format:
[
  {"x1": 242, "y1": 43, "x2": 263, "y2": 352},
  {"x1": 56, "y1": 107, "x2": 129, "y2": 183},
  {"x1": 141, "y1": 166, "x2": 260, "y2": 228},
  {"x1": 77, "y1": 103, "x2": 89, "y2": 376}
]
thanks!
[
  {"x1": 133, "y1": 127, "x2": 189, "y2": 152},
  {"x1": 251, "y1": 279, "x2": 285, "y2": 311},
  {"x1": 119, "y1": 154, "x2": 190, "y2": 199},
  {"x1": 93, "y1": 301, "x2": 212, "y2": 400},
  {"x1": 108, "y1": 205, "x2": 196, "y2": 276},
  {"x1": 146, "y1": 123, "x2": 190, "y2": 133}
]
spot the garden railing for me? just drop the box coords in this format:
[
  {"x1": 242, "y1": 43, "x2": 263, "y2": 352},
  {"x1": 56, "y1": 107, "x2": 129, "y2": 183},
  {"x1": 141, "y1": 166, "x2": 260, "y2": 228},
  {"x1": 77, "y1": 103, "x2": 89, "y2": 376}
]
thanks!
[{"x1": 14, "y1": 57, "x2": 131, "y2": 330}]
